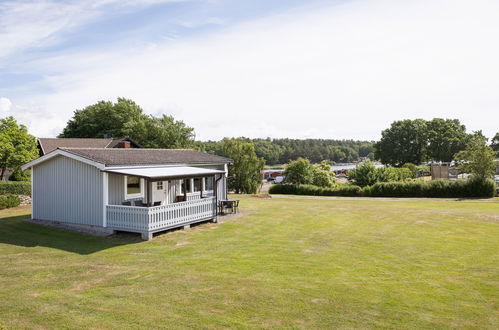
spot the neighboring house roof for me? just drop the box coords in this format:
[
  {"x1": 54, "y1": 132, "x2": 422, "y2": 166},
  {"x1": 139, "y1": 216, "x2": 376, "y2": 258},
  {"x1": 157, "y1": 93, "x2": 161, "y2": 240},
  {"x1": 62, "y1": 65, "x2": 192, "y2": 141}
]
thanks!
[
  {"x1": 59, "y1": 148, "x2": 232, "y2": 166},
  {"x1": 38, "y1": 137, "x2": 142, "y2": 155}
]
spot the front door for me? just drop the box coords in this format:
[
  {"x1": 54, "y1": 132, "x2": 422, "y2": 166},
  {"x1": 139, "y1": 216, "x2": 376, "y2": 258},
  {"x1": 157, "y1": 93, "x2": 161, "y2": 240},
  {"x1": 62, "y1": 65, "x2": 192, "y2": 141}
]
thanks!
[{"x1": 152, "y1": 181, "x2": 167, "y2": 205}]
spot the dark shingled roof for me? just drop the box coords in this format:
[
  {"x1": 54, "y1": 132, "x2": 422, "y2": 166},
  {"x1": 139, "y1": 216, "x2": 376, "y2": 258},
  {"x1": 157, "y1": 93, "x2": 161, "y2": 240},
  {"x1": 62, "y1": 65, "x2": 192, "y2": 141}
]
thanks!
[
  {"x1": 39, "y1": 138, "x2": 112, "y2": 155},
  {"x1": 38, "y1": 137, "x2": 142, "y2": 155},
  {"x1": 60, "y1": 148, "x2": 232, "y2": 166}
]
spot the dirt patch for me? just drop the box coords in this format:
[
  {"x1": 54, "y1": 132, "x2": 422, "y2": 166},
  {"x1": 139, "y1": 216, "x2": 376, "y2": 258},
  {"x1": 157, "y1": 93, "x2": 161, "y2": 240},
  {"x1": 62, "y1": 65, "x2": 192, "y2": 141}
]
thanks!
[{"x1": 175, "y1": 241, "x2": 190, "y2": 247}]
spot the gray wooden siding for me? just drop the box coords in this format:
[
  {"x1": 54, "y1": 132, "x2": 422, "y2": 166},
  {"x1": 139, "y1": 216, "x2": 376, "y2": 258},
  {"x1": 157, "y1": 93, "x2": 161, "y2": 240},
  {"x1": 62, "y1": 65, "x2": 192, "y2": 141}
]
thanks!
[{"x1": 32, "y1": 155, "x2": 103, "y2": 226}]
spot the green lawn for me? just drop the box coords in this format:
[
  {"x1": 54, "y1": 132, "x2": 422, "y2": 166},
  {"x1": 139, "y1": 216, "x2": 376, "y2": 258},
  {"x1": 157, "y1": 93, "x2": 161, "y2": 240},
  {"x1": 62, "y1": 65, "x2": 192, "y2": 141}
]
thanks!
[{"x1": 0, "y1": 197, "x2": 498, "y2": 329}]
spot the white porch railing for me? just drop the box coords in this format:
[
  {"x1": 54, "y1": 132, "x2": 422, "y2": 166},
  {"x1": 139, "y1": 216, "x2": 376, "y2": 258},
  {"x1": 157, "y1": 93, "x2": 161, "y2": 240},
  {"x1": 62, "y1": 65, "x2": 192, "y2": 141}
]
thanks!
[{"x1": 106, "y1": 197, "x2": 217, "y2": 233}]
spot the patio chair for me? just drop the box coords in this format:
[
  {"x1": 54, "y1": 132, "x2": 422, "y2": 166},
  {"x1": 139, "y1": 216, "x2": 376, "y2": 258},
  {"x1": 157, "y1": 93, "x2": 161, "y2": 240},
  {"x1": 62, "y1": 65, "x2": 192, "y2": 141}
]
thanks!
[
  {"x1": 153, "y1": 201, "x2": 161, "y2": 206},
  {"x1": 122, "y1": 201, "x2": 131, "y2": 206},
  {"x1": 233, "y1": 200, "x2": 240, "y2": 213}
]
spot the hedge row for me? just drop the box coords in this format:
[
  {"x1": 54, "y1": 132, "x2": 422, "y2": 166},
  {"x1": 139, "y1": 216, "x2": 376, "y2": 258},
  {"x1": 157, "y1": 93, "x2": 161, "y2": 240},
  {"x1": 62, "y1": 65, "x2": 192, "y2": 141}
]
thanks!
[
  {"x1": 268, "y1": 184, "x2": 361, "y2": 197},
  {"x1": 363, "y1": 178, "x2": 496, "y2": 198},
  {"x1": 0, "y1": 181, "x2": 31, "y2": 196},
  {"x1": 269, "y1": 178, "x2": 496, "y2": 198},
  {"x1": 0, "y1": 194, "x2": 21, "y2": 210}
]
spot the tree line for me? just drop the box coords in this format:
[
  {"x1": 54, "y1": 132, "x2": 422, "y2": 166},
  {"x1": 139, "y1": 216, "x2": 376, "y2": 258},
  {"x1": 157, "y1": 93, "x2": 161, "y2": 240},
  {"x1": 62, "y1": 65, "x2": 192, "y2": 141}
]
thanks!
[
  {"x1": 1, "y1": 97, "x2": 497, "y2": 194},
  {"x1": 199, "y1": 138, "x2": 374, "y2": 165}
]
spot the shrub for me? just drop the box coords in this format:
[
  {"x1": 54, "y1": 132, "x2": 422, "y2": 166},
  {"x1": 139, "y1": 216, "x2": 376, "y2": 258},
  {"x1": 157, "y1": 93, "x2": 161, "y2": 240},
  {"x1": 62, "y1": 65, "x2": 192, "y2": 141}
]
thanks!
[
  {"x1": 347, "y1": 162, "x2": 378, "y2": 187},
  {"x1": 363, "y1": 178, "x2": 496, "y2": 198},
  {"x1": 284, "y1": 158, "x2": 313, "y2": 185},
  {"x1": 377, "y1": 167, "x2": 413, "y2": 182},
  {"x1": 311, "y1": 161, "x2": 336, "y2": 188},
  {"x1": 9, "y1": 167, "x2": 31, "y2": 182},
  {"x1": 0, "y1": 194, "x2": 21, "y2": 210},
  {"x1": 269, "y1": 184, "x2": 361, "y2": 197},
  {"x1": 348, "y1": 162, "x2": 413, "y2": 187},
  {"x1": 0, "y1": 181, "x2": 31, "y2": 196}
]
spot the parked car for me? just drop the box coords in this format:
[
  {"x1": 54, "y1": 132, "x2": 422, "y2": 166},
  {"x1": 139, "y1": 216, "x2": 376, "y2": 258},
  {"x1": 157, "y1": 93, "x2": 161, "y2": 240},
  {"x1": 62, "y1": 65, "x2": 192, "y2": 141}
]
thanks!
[{"x1": 274, "y1": 176, "x2": 285, "y2": 184}]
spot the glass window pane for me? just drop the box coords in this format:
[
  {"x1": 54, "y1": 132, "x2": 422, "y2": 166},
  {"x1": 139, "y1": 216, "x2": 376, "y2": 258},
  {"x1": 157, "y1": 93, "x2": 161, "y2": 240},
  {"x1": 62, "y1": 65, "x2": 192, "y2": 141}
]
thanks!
[
  {"x1": 205, "y1": 177, "x2": 214, "y2": 190},
  {"x1": 193, "y1": 178, "x2": 201, "y2": 192},
  {"x1": 127, "y1": 176, "x2": 140, "y2": 195}
]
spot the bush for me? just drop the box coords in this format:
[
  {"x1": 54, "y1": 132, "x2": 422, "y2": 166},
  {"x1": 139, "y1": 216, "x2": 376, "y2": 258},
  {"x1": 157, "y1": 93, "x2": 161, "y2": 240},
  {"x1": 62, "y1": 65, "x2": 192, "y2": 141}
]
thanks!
[
  {"x1": 9, "y1": 168, "x2": 31, "y2": 182},
  {"x1": 0, "y1": 181, "x2": 31, "y2": 196},
  {"x1": 284, "y1": 158, "x2": 313, "y2": 185},
  {"x1": 269, "y1": 184, "x2": 361, "y2": 197},
  {"x1": 347, "y1": 162, "x2": 378, "y2": 187},
  {"x1": 363, "y1": 178, "x2": 496, "y2": 198},
  {"x1": 348, "y1": 162, "x2": 413, "y2": 187},
  {"x1": 0, "y1": 194, "x2": 21, "y2": 210}
]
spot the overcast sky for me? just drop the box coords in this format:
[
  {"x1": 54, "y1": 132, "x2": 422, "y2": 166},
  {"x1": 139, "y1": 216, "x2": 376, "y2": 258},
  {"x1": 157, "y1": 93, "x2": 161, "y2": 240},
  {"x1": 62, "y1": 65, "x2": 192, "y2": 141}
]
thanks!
[{"x1": 1, "y1": 0, "x2": 498, "y2": 141}]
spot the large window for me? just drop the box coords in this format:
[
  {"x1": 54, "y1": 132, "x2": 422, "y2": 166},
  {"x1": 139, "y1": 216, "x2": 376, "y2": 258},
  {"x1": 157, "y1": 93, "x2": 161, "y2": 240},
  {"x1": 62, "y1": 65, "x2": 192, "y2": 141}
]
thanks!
[
  {"x1": 177, "y1": 179, "x2": 192, "y2": 195},
  {"x1": 125, "y1": 176, "x2": 144, "y2": 199},
  {"x1": 204, "y1": 177, "x2": 214, "y2": 191}
]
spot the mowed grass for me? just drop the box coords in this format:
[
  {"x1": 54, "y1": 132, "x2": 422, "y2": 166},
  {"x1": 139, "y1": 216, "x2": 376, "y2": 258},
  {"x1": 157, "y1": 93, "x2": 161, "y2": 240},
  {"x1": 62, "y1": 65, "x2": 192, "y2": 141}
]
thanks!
[{"x1": 0, "y1": 197, "x2": 498, "y2": 329}]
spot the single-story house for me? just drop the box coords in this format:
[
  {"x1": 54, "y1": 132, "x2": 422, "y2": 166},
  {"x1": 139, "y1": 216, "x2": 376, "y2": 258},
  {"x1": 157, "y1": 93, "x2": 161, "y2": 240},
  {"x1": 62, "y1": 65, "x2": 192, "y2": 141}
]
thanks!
[
  {"x1": 22, "y1": 148, "x2": 232, "y2": 240},
  {"x1": 37, "y1": 137, "x2": 142, "y2": 156}
]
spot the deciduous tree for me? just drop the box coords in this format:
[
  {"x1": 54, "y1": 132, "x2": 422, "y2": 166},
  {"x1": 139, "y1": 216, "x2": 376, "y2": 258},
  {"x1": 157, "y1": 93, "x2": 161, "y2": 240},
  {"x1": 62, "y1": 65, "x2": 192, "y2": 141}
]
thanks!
[
  {"x1": 374, "y1": 119, "x2": 428, "y2": 166},
  {"x1": 0, "y1": 116, "x2": 38, "y2": 180},
  {"x1": 454, "y1": 131, "x2": 496, "y2": 180},
  {"x1": 222, "y1": 138, "x2": 264, "y2": 194}
]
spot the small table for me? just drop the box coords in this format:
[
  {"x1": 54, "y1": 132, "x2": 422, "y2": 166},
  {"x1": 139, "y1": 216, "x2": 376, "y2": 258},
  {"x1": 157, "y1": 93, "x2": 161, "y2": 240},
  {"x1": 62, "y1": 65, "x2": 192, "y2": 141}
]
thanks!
[{"x1": 219, "y1": 199, "x2": 239, "y2": 215}]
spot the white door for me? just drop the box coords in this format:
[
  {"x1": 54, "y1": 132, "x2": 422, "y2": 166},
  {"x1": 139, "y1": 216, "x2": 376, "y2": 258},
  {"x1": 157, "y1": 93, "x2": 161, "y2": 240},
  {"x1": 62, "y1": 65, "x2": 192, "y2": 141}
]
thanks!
[{"x1": 152, "y1": 181, "x2": 167, "y2": 205}]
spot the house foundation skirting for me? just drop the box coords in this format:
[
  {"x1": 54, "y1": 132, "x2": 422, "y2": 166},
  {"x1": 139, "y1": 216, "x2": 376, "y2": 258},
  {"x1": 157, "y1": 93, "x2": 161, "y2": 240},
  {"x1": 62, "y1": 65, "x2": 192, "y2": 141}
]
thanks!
[{"x1": 27, "y1": 218, "x2": 116, "y2": 237}]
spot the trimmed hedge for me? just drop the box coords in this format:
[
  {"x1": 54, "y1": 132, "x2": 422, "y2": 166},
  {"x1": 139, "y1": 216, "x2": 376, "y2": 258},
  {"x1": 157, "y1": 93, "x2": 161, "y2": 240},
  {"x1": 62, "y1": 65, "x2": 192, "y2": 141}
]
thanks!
[
  {"x1": 269, "y1": 178, "x2": 496, "y2": 198},
  {"x1": 0, "y1": 181, "x2": 31, "y2": 196},
  {"x1": 363, "y1": 178, "x2": 496, "y2": 198},
  {"x1": 0, "y1": 194, "x2": 21, "y2": 210},
  {"x1": 269, "y1": 184, "x2": 361, "y2": 197}
]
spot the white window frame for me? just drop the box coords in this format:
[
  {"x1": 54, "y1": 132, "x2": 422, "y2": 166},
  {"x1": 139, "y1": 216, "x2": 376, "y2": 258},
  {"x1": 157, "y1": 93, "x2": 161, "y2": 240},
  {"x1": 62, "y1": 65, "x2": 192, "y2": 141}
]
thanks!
[
  {"x1": 203, "y1": 177, "x2": 214, "y2": 192},
  {"x1": 124, "y1": 176, "x2": 145, "y2": 200}
]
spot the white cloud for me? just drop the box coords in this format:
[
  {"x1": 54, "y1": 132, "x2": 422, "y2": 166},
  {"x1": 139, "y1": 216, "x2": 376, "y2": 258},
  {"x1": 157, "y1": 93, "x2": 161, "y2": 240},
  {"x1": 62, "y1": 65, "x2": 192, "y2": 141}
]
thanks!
[
  {"x1": 5, "y1": 0, "x2": 499, "y2": 140},
  {"x1": 0, "y1": 0, "x2": 189, "y2": 63}
]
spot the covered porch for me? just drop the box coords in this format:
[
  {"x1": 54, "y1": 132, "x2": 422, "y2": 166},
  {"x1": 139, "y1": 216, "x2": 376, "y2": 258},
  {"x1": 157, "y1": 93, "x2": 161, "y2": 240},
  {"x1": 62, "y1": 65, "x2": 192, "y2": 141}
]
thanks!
[{"x1": 103, "y1": 166, "x2": 226, "y2": 240}]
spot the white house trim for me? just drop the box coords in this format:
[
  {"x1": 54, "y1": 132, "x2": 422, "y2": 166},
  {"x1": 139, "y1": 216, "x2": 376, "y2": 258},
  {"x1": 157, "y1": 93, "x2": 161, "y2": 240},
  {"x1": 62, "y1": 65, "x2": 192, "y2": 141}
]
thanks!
[
  {"x1": 124, "y1": 176, "x2": 145, "y2": 200},
  {"x1": 102, "y1": 172, "x2": 108, "y2": 227},
  {"x1": 21, "y1": 149, "x2": 106, "y2": 171}
]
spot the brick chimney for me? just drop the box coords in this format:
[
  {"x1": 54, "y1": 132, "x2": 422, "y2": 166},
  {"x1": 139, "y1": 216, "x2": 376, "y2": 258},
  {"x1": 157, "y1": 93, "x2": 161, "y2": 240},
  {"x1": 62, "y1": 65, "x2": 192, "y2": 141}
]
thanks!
[{"x1": 117, "y1": 141, "x2": 131, "y2": 148}]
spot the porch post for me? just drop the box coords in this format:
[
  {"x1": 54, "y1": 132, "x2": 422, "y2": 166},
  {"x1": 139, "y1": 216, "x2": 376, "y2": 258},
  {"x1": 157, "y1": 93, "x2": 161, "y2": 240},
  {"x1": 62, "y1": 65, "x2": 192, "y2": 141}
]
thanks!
[
  {"x1": 102, "y1": 172, "x2": 108, "y2": 227},
  {"x1": 183, "y1": 179, "x2": 187, "y2": 201},
  {"x1": 145, "y1": 179, "x2": 152, "y2": 206}
]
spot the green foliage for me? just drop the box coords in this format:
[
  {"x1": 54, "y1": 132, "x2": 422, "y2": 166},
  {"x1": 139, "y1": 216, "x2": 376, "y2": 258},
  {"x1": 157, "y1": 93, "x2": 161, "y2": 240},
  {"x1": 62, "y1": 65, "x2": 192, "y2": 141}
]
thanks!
[
  {"x1": 200, "y1": 138, "x2": 374, "y2": 165},
  {"x1": 0, "y1": 181, "x2": 31, "y2": 196},
  {"x1": 374, "y1": 119, "x2": 428, "y2": 166},
  {"x1": 0, "y1": 116, "x2": 38, "y2": 180},
  {"x1": 376, "y1": 167, "x2": 413, "y2": 182},
  {"x1": 124, "y1": 114, "x2": 194, "y2": 148},
  {"x1": 426, "y1": 118, "x2": 468, "y2": 162},
  {"x1": 347, "y1": 162, "x2": 379, "y2": 187},
  {"x1": 59, "y1": 98, "x2": 195, "y2": 149},
  {"x1": 490, "y1": 132, "x2": 499, "y2": 157},
  {"x1": 269, "y1": 184, "x2": 361, "y2": 197},
  {"x1": 0, "y1": 194, "x2": 21, "y2": 210},
  {"x1": 310, "y1": 161, "x2": 337, "y2": 188},
  {"x1": 9, "y1": 168, "x2": 31, "y2": 182},
  {"x1": 221, "y1": 138, "x2": 264, "y2": 194},
  {"x1": 374, "y1": 118, "x2": 469, "y2": 165},
  {"x1": 253, "y1": 139, "x2": 284, "y2": 165},
  {"x1": 363, "y1": 178, "x2": 496, "y2": 198},
  {"x1": 284, "y1": 158, "x2": 313, "y2": 185},
  {"x1": 454, "y1": 131, "x2": 496, "y2": 180},
  {"x1": 402, "y1": 163, "x2": 417, "y2": 178}
]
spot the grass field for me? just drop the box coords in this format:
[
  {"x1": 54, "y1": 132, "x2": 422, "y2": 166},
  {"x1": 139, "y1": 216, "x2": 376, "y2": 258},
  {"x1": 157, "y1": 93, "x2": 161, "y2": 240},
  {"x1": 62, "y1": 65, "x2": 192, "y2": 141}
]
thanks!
[{"x1": 0, "y1": 196, "x2": 498, "y2": 329}]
